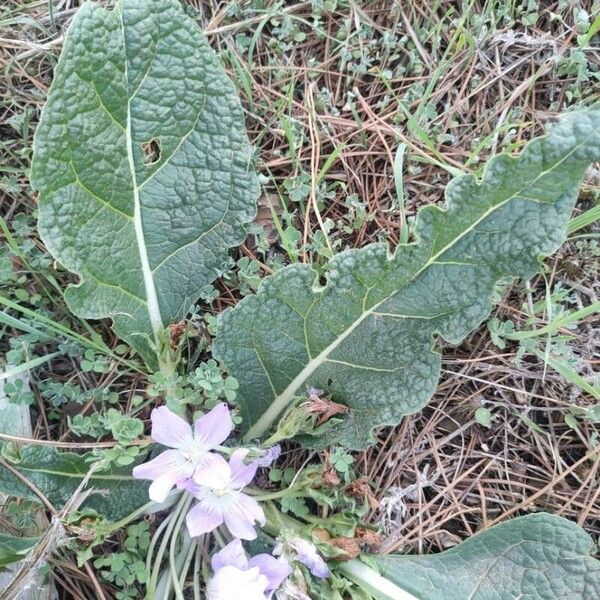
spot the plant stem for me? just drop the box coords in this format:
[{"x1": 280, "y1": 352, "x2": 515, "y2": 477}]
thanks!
[
  {"x1": 338, "y1": 560, "x2": 421, "y2": 600},
  {"x1": 393, "y1": 143, "x2": 410, "y2": 245},
  {"x1": 145, "y1": 512, "x2": 173, "y2": 598},
  {"x1": 193, "y1": 542, "x2": 202, "y2": 600},
  {"x1": 147, "y1": 493, "x2": 190, "y2": 598},
  {"x1": 167, "y1": 498, "x2": 193, "y2": 600},
  {"x1": 247, "y1": 487, "x2": 305, "y2": 501},
  {"x1": 504, "y1": 301, "x2": 600, "y2": 340},
  {"x1": 179, "y1": 532, "x2": 198, "y2": 591},
  {"x1": 262, "y1": 501, "x2": 299, "y2": 536},
  {"x1": 106, "y1": 490, "x2": 180, "y2": 534},
  {"x1": 158, "y1": 354, "x2": 177, "y2": 379}
]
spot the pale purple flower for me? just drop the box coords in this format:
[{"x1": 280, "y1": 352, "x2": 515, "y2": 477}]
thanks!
[
  {"x1": 207, "y1": 539, "x2": 291, "y2": 600},
  {"x1": 256, "y1": 444, "x2": 281, "y2": 467},
  {"x1": 132, "y1": 403, "x2": 233, "y2": 502},
  {"x1": 185, "y1": 449, "x2": 266, "y2": 540},
  {"x1": 274, "y1": 537, "x2": 330, "y2": 579}
]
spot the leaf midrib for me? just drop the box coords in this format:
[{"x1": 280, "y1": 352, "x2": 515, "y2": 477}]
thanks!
[
  {"x1": 119, "y1": 3, "x2": 163, "y2": 343},
  {"x1": 244, "y1": 139, "x2": 586, "y2": 440},
  {"x1": 4, "y1": 463, "x2": 134, "y2": 482}
]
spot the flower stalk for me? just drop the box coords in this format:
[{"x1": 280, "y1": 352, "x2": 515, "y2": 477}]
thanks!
[
  {"x1": 147, "y1": 493, "x2": 191, "y2": 597},
  {"x1": 134, "y1": 403, "x2": 420, "y2": 600}
]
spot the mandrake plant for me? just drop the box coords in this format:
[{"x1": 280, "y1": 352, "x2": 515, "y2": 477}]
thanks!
[{"x1": 1, "y1": 0, "x2": 599, "y2": 598}]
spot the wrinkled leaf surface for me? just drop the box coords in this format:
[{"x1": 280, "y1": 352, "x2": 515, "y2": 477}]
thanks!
[
  {"x1": 372, "y1": 513, "x2": 600, "y2": 600},
  {"x1": 214, "y1": 109, "x2": 600, "y2": 446},
  {"x1": 32, "y1": 0, "x2": 258, "y2": 367}
]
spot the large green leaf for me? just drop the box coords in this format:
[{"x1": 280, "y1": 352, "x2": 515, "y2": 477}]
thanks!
[
  {"x1": 214, "y1": 108, "x2": 600, "y2": 447},
  {"x1": 370, "y1": 513, "x2": 600, "y2": 599},
  {"x1": 0, "y1": 446, "x2": 147, "y2": 521},
  {"x1": 31, "y1": 0, "x2": 258, "y2": 368}
]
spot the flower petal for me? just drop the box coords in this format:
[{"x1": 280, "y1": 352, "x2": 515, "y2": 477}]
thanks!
[
  {"x1": 256, "y1": 445, "x2": 281, "y2": 468},
  {"x1": 193, "y1": 452, "x2": 231, "y2": 490},
  {"x1": 290, "y1": 538, "x2": 331, "y2": 578},
  {"x1": 248, "y1": 555, "x2": 291, "y2": 596},
  {"x1": 194, "y1": 403, "x2": 233, "y2": 448},
  {"x1": 212, "y1": 539, "x2": 249, "y2": 572},
  {"x1": 132, "y1": 450, "x2": 194, "y2": 502},
  {"x1": 207, "y1": 566, "x2": 268, "y2": 600},
  {"x1": 132, "y1": 449, "x2": 188, "y2": 481},
  {"x1": 223, "y1": 493, "x2": 266, "y2": 540},
  {"x1": 151, "y1": 406, "x2": 193, "y2": 449},
  {"x1": 179, "y1": 478, "x2": 205, "y2": 497},
  {"x1": 148, "y1": 471, "x2": 181, "y2": 503},
  {"x1": 229, "y1": 449, "x2": 259, "y2": 489},
  {"x1": 186, "y1": 501, "x2": 224, "y2": 538}
]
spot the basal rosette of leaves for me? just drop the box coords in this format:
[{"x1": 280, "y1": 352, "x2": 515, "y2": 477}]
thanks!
[
  {"x1": 30, "y1": 0, "x2": 259, "y2": 370},
  {"x1": 214, "y1": 107, "x2": 600, "y2": 448},
  {"x1": 5, "y1": 0, "x2": 598, "y2": 597}
]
